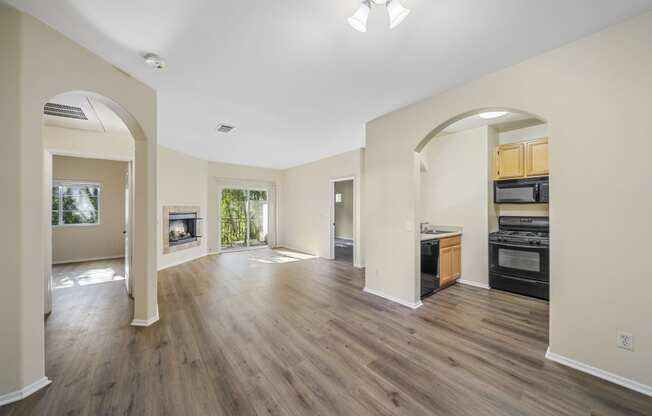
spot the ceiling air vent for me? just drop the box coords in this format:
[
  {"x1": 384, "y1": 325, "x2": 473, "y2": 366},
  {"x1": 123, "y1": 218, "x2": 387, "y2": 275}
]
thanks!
[
  {"x1": 44, "y1": 103, "x2": 88, "y2": 120},
  {"x1": 216, "y1": 124, "x2": 235, "y2": 133}
]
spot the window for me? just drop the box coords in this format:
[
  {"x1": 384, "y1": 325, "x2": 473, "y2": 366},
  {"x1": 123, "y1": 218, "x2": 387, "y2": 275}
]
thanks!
[
  {"x1": 52, "y1": 182, "x2": 100, "y2": 226},
  {"x1": 335, "y1": 193, "x2": 342, "y2": 203}
]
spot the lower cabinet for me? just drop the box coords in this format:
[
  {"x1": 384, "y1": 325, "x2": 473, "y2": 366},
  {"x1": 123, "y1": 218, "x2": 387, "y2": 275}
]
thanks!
[{"x1": 440, "y1": 236, "x2": 461, "y2": 287}]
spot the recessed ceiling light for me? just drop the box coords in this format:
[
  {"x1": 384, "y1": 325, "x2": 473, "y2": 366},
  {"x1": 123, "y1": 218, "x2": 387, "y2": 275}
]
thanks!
[
  {"x1": 478, "y1": 111, "x2": 509, "y2": 120},
  {"x1": 144, "y1": 53, "x2": 165, "y2": 70}
]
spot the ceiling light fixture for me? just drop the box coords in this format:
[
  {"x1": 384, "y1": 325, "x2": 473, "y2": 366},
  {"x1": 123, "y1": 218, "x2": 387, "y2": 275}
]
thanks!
[
  {"x1": 478, "y1": 111, "x2": 509, "y2": 120},
  {"x1": 348, "y1": 0, "x2": 410, "y2": 33}
]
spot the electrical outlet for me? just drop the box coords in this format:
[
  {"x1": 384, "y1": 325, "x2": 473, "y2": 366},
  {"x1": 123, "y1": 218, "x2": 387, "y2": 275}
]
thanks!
[{"x1": 617, "y1": 332, "x2": 634, "y2": 351}]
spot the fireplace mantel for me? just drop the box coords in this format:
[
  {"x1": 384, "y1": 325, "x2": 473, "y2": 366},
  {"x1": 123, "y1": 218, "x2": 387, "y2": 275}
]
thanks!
[{"x1": 163, "y1": 205, "x2": 201, "y2": 254}]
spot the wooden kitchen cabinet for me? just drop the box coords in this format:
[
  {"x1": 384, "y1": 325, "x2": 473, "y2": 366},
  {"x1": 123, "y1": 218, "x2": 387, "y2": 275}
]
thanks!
[
  {"x1": 525, "y1": 138, "x2": 549, "y2": 177},
  {"x1": 494, "y1": 138, "x2": 549, "y2": 179},
  {"x1": 494, "y1": 143, "x2": 525, "y2": 179},
  {"x1": 439, "y1": 236, "x2": 461, "y2": 287}
]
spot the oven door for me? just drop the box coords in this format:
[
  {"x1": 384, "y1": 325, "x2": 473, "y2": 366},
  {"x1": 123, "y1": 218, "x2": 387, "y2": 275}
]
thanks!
[
  {"x1": 489, "y1": 242, "x2": 549, "y2": 282},
  {"x1": 494, "y1": 182, "x2": 538, "y2": 203}
]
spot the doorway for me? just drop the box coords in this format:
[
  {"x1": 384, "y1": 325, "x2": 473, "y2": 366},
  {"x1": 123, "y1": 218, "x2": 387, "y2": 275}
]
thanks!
[
  {"x1": 220, "y1": 188, "x2": 270, "y2": 251},
  {"x1": 43, "y1": 92, "x2": 135, "y2": 314},
  {"x1": 330, "y1": 178, "x2": 355, "y2": 264}
]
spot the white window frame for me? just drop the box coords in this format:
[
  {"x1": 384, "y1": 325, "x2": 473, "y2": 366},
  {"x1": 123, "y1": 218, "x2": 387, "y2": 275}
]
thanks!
[{"x1": 52, "y1": 180, "x2": 101, "y2": 227}]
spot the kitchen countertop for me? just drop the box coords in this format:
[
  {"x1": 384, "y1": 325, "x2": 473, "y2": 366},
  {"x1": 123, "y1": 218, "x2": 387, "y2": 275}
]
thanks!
[{"x1": 420, "y1": 231, "x2": 462, "y2": 241}]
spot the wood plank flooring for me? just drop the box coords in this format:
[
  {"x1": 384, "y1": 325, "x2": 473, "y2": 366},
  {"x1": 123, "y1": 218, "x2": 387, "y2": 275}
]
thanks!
[{"x1": 2, "y1": 249, "x2": 651, "y2": 415}]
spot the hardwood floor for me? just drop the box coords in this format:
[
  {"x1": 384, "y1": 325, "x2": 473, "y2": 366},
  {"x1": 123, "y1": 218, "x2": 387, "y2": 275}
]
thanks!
[{"x1": 2, "y1": 250, "x2": 651, "y2": 415}]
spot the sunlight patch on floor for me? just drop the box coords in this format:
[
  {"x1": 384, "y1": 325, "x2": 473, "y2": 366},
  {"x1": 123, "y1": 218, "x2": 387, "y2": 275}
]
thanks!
[
  {"x1": 54, "y1": 267, "x2": 125, "y2": 289},
  {"x1": 248, "y1": 248, "x2": 317, "y2": 264}
]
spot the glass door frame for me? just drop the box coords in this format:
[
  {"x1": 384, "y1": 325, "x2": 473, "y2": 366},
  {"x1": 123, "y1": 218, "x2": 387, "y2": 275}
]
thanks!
[{"x1": 218, "y1": 184, "x2": 272, "y2": 252}]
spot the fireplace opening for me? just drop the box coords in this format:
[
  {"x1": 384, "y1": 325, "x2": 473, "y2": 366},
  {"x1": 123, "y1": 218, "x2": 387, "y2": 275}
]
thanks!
[{"x1": 169, "y1": 212, "x2": 200, "y2": 246}]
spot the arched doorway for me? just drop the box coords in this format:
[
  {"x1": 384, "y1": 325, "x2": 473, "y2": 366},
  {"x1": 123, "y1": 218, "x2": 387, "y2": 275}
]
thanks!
[
  {"x1": 41, "y1": 91, "x2": 156, "y2": 327},
  {"x1": 414, "y1": 108, "x2": 550, "y2": 306}
]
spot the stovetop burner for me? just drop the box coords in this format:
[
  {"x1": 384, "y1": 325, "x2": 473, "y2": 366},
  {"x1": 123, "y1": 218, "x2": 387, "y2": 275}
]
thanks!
[
  {"x1": 494, "y1": 230, "x2": 549, "y2": 237},
  {"x1": 489, "y1": 216, "x2": 550, "y2": 246}
]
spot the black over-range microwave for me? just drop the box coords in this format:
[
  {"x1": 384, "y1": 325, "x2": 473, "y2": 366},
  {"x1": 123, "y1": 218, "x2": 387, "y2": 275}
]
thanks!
[{"x1": 494, "y1": 177, "x2": 549, "y2": 204}]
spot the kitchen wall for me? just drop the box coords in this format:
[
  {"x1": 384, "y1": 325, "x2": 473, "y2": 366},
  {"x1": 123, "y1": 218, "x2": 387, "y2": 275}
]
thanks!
[
  {"x1": 157, "y1": 146, "x2": 208, "y2": 270},
  {"x1": 499, "y1": 123, "x2": 548, "y2": 144},
  {"x1": 281, "y1": 149, "x2": 363, "y2": 266},
  {"x1": 52, "y1": 156, "x2": 127, "y2": 264},
  {"x1": 419, "y1": 126, "x2": 493, "y2": 287},
  {"x1": 334, "y1": 180, "x2": 354, "y2": 239},
  {"x1": 365, "y1": 11, "x2": 652, "y2": 391}
]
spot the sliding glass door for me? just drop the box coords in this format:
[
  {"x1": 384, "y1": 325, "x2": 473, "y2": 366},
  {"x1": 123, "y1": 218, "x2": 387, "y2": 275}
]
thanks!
[{"x1": 220, "y1": 188, "x2": 268, "y2": 250}]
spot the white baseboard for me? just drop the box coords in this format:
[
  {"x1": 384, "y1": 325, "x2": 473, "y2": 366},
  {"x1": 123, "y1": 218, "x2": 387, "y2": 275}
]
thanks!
[
  {"x1": 0, "y1": 377, "x2": 51, "y2": 407},
  {"x1": 363, "y1": 287, "x2": 422, "y2": 309},
  {"x1": 157, "y1": 253, "x2": 207, "y2": 271},
  {"x1": 457, "y1": 279, "x2": 490, "y2": 290},
  {"x1": 131, "y1": 304, "x2": 159, "y2": 327},
  {"x1": 53, "y1": 255, "x2": 124, "y2": 265},
  {"x1": 545, "y1": 347, "x2": 652, "y2": 397}
]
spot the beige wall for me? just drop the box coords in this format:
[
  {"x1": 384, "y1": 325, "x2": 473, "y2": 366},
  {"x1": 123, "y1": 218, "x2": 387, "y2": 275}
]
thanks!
[
  {"x1": 43, "y1": 125, "x2": 134, "y2": 161},
  {"x1": 0, "y1": 4, "x2": 157, "y2": 398},
  {"x1": 334, "y1": 180, "x2": 354, "y2": 239},
  {"x1": 365, "y1": 11, "x2": 652, "y2": 389},
  {"x1": 499, "y1": 123, "x2": 548, "y2": 144},
  {"x1": 0, "y1": 4, "x2": 24, "y2": 398},
  {"x1": 52, "y1": 156, "x2": 127, "y2": 264},
  {"x1": 157, "y1": 146, "x2": 208, "y2": 269},
  {"x1": 281, "y1": 149, "x2": 363, "y2": 266},
  {"x1": 420, "y1": 126, "x2": 492, "y2": 287}
]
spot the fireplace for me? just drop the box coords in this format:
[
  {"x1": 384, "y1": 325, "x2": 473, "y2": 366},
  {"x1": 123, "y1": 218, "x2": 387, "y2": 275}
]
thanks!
[
  {"x1": 163, "y1": 206, "x2": 202, "y2": 253},
  {"x1": 169, "y1": 212, "x2": 198, "y2": 246}
]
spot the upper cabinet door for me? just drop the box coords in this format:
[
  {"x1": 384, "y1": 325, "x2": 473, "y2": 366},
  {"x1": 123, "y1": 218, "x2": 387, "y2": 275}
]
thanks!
[
  {"x1": 526, "y1": 138, "x2": 549, "y2": 177},
  {"x1": 495, "y1": 143, "x2": 525, "y2": 179}
]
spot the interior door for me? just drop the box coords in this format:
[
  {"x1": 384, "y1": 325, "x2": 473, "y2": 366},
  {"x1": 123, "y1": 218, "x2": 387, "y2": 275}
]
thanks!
[{"x1": 124, "y1": 163, "x2": 131, "y2": 295}]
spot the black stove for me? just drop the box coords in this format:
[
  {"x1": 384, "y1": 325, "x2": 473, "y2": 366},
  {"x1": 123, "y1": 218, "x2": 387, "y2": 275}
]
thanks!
[
  {"x1": 489, "y1": 216, "x2": 550, "y2": 300},
  {"x1": 489, "y1": 230, "x2": 549, "y2": 246}
]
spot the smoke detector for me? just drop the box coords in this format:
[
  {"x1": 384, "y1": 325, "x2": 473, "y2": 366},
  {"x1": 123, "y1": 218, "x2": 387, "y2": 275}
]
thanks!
[
  {"x1": 144, "y1": 53, "x2": 165, "y2": 70},
  {"x1": 216, "y1": 124, "x2": 235, "y2": 133}
]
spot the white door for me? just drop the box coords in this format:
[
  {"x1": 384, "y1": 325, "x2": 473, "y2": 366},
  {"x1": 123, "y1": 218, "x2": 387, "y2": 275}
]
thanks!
[{"x1": 124, "y1": 163, "x2": 132, "y2": 295}]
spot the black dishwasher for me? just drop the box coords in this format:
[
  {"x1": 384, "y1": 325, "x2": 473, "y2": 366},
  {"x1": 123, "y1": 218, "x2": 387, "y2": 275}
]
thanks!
[{"x1": 420, "y1": 239, "x2": 440, "y2": 298}]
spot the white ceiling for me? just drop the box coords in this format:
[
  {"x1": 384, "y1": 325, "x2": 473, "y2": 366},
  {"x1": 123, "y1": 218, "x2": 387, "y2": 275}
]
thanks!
[
  {"x1": 45, "y1": 92, "x2": 130, "y2": 134},
  {"x1": 9, "y1": 0, "x2": 652, "y2": 168}
]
